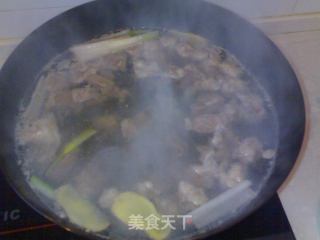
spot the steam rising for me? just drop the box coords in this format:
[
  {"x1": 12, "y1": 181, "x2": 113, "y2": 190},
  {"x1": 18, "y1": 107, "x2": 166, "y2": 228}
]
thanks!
[{"x1": 123, "y1": 69, "x2": 186, "y2": 189}]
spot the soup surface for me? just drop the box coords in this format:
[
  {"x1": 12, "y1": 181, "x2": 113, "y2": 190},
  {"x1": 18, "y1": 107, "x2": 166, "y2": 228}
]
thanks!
[{"x1": 16, "y1": 30, "x2": 278, "y2": 239}]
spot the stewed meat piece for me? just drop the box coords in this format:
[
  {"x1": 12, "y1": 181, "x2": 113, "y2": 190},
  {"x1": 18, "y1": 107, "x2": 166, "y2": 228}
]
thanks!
[
  {"x1": 178, "y1": 181, "x2": 208, "y2": 210},
  {"x1": 86, "y1": 73, "x2": 115, "y2": 89},
  {"x1": 18, "y1": 114, "x2": 61, "y2": 165},
  {"x1": 220, "y1": 76, "x2": 247, "y2": 94},
  {"x1": 192, "y1": 77, "x2": 222, "y2": 92},
  {"x1": 154, "y1": 197, "x2": 179, "y2": 215},
  {"x1": 220, "y1": 59, "x2": 243, "y2": 78},
  {"x1": 121, "y1": 118, "x2": 138, "y2": 140},
  {"x1": 167, "y1": 65, "x2": 185, "y2": 80},
  {"x1": 189, "y1": 154, "x2": 219, "y2": 189},
  {"x1": 134, "y1": 60, "x2": 161, "y2": 79},
  {"x1": 73, "y1": 147, "x2": 124, "y2": 199},
  {"x1": 98, "y1": 188, "x2": 120, "y2": 209},
  {"x1": 176, "y1": 42, "x2": 194, "y2": 58},
  {"x1": 160, "y1": 35, "x2": 177, "y2": 48},
  {"x1": 237, "y1": 94, "x2": 267, "y2": 121},
  {"x1": 45, "y1": 72, "x2": 70, "y2": 91},
  {"x1": 217, "y1": 101, "x2": 239, "y2": 124},
  {"x1": 100, "y1": 52, "x2": 128, "y2": 71},
  {"x1": 93, "y1": 115, "x2": 119, "y2": 133},
  {"x1": 191, "y1": 94, "x2": 226, "y2": 115},
  {"x1": 71, "y1": 86, "x2": 98, "y2": 103},
  {"x1": 135, "y1": 181, "x2": 161, "y2": 202},
  {"x1": 218, "y1": 163, "x2": 246, "y2": 188},
  {"x1": 262, "y1": 149, "x2": 276, "y2": 159},
  {"x1": 131, "y1": 40, "x2": 167, "y2": 79},
  {"x1": 190, "y1": 114, "x2": 220, "y2": 134},
  {"x1": 234, "y1": 137, "x2": 263, "y2": 163},
  {"x1": 184, "y1": 64, "x2": 205, "y2": 82},
  {"x1": 176, "y1": 39, "x2": 208, "y2": 62}
]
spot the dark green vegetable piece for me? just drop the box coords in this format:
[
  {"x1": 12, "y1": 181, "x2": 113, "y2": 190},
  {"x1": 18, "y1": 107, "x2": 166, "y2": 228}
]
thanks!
[
  {"x1": 30, "y1": 175, "x2": 55, "y2": 199},
  {"x1": 45, "y1": 128, "x2": 97, "y2": 174}
]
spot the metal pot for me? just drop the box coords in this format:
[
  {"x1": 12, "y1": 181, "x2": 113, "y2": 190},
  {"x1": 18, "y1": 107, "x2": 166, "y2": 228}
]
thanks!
[{"x1": 0, "y1": 0, "x2": 305, "y2": 239}]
